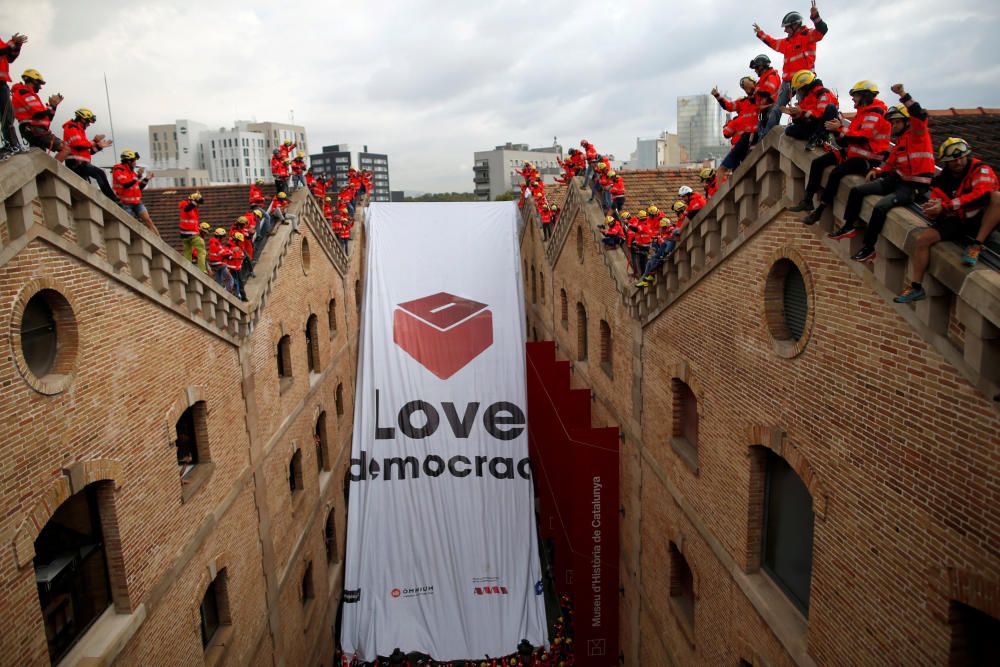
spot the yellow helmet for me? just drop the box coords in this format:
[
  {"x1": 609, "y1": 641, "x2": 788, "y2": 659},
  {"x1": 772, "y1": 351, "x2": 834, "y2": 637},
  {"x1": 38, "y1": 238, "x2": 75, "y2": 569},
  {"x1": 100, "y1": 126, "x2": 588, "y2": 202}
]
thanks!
[
  {"x1": 277, "y1": 192, "x2": 288, "y2": 199},
  {"x1": 672, "y1": 200, "x2": 687, "y2": 213},
  {"x1": 199, "y1": 222, "x2": 211, "y2": 231},
  {"x1": 296, "y1": 151, "x2": 304, "y2": 157},
  {"x1": 647, "y1": 205, "x2": 659, "y2": 214},
  {"x1": 283, "y1": 139, "x2": 292, "y2": 145},
  {"x1": 621, "y1": 211, "x2": 631, "y2": 219},
  {"x1": 21, "y1": 68, "x2": 45, "y2": 84},
  {"x1": 214, "y1": 227, "x2": 227, "y2": 237},
  {"x1": 120, "y1": 149, "x2": 139, "y2": 162},
  {"x1": 637, "y1": 210, "x2": 647, "y2": 219},
  {"x1": 739, "y1": 76, "x2": 757, "y2": 89},
  {"x1": 255, "y1": 177, "x2": 265, "y2": 185},
  {"x1": 324, "y1": 196, "x2": 332, "y2": 202},
  {"x1": 524, "y1": 161, "x2": 533, "y2": 168},
  {"x1": 605, "y1": 215, "x2": 615, "y2": 224},
  {"x1": 233, "y1": 232, "x2": 245, "y2": 242},
  {"x1": 608, "y1": 169, "x2": 618, "y2": 177},
  {"x1": 596, "y1": 162, "x2": 608, "y2": 171},
  {"x1": 236, "y1": 215, "x2": 248, "y2": 225},
  {"x1": 188, "y1": 192, "x2": 203, "y2": 202},
  {"x1": 790, "y1": 70, "x2": 816, "y2": 91},
  {"x1": 849, "y1": 80, "x2": 879, "y2": 96},
  {"x1": 660, "y1": 219, "x2": 670, "y2": 227},
  {"x1": 699, "y1": 167, "x2": 716, "y2": 181},
  {"x1": 885, "y1": 104, "x2": 910, "y2": 122},
  {"x1": 75, "y1": 107, "x2": 97, "y2": 122},
  {"x1": 938, "y1": 137, "x2": 971, "y2": 163}
]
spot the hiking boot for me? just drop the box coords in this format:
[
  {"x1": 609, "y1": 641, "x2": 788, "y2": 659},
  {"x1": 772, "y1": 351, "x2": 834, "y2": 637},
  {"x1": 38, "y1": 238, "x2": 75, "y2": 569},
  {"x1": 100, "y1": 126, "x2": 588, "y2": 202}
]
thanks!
[
  {"x1": 828, "y1": 224, "x2": 858, "y2": 240},
  {"x1": 851, "y1": 246, "x2": 876, "y2": 263},
  {"x1": 962, "y1": 243, "x2": 982, "y2": 267},
  {"x1": 893, "y1": 285, "x2": 926, "y2": 304},
  {"x1": 635, "y1": 277, "x2": 650, "y2": 288},
  {"x1": 802, "y1": 205, "x2": 825, "y2": 225},
  {"x1": 788, "y1": 196, "x2": 814, "y2": 212}
]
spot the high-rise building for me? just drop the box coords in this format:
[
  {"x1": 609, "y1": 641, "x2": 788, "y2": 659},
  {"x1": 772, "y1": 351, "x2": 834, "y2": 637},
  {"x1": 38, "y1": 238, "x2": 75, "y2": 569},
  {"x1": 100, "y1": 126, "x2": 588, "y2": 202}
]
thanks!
[
  {"x1": 625, "y1": 131, "x2": 685, "y2": 169},
  {"x1": 309, "y1": 144, "x2": 391, "y2": 202},
  {"x1": 676, "y1": 95, "x2": 729, "y2": 164},
  {"x1": 146, "y1": 119, "x2": 307, "y2": 186},
  {"x1": 473, "y1": 142, "x2": 563, "y2": 201}
]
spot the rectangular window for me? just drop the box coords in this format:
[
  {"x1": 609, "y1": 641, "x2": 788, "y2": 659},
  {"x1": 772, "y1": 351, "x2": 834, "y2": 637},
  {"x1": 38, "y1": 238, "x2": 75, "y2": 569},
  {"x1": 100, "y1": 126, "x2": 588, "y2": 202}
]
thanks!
[
  {"x1": 200, "y1": 578, "x2": 221, "y2": 648},
  {"x1": 762, "y1": 451, "x2": 814, "y2": 615}
]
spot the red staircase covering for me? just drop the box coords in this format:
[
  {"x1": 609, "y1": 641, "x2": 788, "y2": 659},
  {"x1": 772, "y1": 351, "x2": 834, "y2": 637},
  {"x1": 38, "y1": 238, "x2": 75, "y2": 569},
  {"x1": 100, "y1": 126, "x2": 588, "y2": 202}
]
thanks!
[{"x1": 526, "y1": 341, "x2": 619, "y2": 666}]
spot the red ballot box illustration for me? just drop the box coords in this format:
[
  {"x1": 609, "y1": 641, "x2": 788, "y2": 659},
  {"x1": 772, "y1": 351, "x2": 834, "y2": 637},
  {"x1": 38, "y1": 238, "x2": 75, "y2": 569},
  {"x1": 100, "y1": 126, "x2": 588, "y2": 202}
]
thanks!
[{"x1": 393, "y1": 292, "x2": 494, "y2": 380}]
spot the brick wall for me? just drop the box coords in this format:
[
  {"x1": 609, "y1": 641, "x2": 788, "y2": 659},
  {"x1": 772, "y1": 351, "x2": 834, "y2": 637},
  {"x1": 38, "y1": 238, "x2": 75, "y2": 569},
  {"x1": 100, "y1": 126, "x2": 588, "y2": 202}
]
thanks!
[{"x1": 525, "y1": 181, "x2": 1000, "y2": 665}]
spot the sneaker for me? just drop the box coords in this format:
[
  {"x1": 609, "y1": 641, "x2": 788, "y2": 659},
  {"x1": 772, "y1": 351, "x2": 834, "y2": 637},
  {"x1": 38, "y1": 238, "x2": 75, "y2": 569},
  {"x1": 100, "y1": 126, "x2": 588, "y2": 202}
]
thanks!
[
  {"x1": 635, "y1": 277, "x2": 649, "y2": 288},
  {"x1": 851, "y1": 246, "x2": 876, "y2": 263},
  {"x1": 893, "y1": 286, "x2": 926, "y2": 304},
  {"x1": 962, "y1": 243, "x2": 982, "y2": 267},
  {"x1": 802, "y1": 206, "x2": 824, "y2": 225},
  {"x1": 788, "y1": 196, "x2": 814, "y2": 212},
  {"x1": 828, "y1": 224, "x2": 858, "y2": 240}
]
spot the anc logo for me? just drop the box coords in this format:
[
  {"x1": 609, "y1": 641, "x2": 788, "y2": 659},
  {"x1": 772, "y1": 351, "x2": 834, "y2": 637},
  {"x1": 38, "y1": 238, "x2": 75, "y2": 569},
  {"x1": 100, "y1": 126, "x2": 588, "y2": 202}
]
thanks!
[{"x1": 393, "y1": 292, "x2": 494, "y2": 380}]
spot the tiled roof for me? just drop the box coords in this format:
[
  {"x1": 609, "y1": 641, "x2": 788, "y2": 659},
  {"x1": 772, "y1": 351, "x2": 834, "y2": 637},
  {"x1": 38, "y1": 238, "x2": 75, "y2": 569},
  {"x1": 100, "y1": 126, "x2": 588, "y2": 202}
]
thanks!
[
  {"x1": 925, "y1": 108, "x2": 1000, "y2": 170},
  {"x1": 543, "y1": 182, "x2": 567, "y2": 209},
  {"x1": 143, "y1": 183, "x2": 276, "y2": 252},
  {"x1": 618, "y1": 169, "x2": 704, "y2": 216}
]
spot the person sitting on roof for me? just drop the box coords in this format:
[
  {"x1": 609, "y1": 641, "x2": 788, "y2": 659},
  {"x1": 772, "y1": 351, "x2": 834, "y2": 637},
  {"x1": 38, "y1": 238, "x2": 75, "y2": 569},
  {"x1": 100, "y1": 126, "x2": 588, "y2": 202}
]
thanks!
[
  {"x1": 556, "y1": 149, "x2": 583, "y2": 184},
  {"x1": 63, "y1": 107, "x2": 117, "y2": 202},
  {"x1": 713, "y1": 78, "x2": 759, "y2": 183},
  {"x1": 828, "y1": 84, "x2": 935, "y2": 258},
  {"x1": 678, "y1": 186, "x2": 706, "y2": 220},
  {"x1": 894, "y1": 138, "x2": 1000, "y2": 303},
  {"x1": 749, "y1": 54, "x2": 782, "y2": 142},
  {"x1": 754, "y1": 1, "x2": 829, "y2": 137},
  {"x1": 599, "y1": 214, "x2": 626, "y2": 248},
  {"x1": 112, "y1": 149, "x2": 159, "y2": 236},
  {"x1": 270, "y1": 191, "x2": 290, "y2": 229},
  {"x1": 699, "y1": 167, "x2": 719, "y2": 199},
  {"x1": 635, "y1": 216, "x2": 679, "y2": 288},
  {"x1": 791, "y1": 80, "x2": 891, "y2": 228},
  {"x1": 782, "y1": 70, "x2": 839, "y2": 149},
  {"x1": 11, "y1": 68, "x2": 69, "y2": 160},
  {"x1": 208, "y1": 227, "x2": 233, "y2": 292}
]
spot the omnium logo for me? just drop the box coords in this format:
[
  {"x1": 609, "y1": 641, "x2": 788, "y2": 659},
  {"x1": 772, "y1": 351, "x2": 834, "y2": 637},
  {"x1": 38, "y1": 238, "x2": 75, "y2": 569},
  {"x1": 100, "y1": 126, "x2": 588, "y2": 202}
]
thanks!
[{"x1": 393, "y1": 292, "x2": 493, "y2": 380}]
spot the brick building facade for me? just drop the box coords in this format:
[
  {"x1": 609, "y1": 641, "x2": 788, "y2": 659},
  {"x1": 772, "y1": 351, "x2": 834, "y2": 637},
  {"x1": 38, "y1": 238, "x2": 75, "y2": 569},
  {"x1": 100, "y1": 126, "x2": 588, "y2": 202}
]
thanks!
[
  {"x1": 522, "y1": 132, "x2": 999, "y2": 665},
  {"x1": 0, "y1": 152, "x2": 361, "y2": 666}
]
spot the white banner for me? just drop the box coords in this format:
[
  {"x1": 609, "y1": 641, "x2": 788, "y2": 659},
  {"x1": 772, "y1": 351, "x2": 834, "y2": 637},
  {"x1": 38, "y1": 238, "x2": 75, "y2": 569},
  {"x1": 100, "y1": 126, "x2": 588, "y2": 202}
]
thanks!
[{"x1": 341, "y1": 202, "x2": 547, "y2": 661}]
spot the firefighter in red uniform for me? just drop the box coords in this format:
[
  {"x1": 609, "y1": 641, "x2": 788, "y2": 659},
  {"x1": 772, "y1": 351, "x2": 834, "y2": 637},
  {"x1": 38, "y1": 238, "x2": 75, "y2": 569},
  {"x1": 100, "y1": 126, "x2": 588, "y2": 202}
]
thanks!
[
  {"x1": 699, "y1": 168, "x2": 719, "y2": 198},
  {"x1": 608, "y1": 170, "x2": 626, "y2": 213},
  {"x1": 270, "y1": 149, "x2": 289, "y2": 193},
  {"x1": 112, "y1": 149, "x2": 159, "y2": 236},
  {"x1": 63, "y1": 107, "x2": 117, "y2": 201},
  {"x1": 249, "y1": 177, "x2": 267, "y2": 208},
  {"x1": 831, "y1": 84, "x2": 937, "y2": 258},
  {"x1": 713, "y1": 77, "x2": 758, "y2": 181},
  {"x1": 290, "y1": 151, "x2": 307, "y2": 190},
  {"x1": 793, "y1": 80, "x2": 891, "y2": 227},
  {"x1": 646, "y1": 204, "x2": 666, "y2": 229},
  {"x1": 782, "y1": 69, "x2": 839, "y2": 148},
  {"x1": 208, "y1": 228, "x2": 233, "y2": 292},
  {"x1": 600, "y1": 214, "x2": 626, "y2": 248},
  {"x1": 336, "y1": 207, "x2": 352, "y2": 253},
  {"x1": 755, "y1": 1, "x2": 828, "y2": 136},
  {"x1": 750, "y1": 54, "x2": 781, "y2": 141},
  {"x1": 0, "y1": 31, "x2": 27, "y2": 155},
  {"x1": 580, "y1": 139, "x2": 598, "y2": 187},
  {"x1": 278, "y1": 139, "x2": 296, "y2": 159},
  {"x1": 322, "y1": 195, "x2": 334, "y2": 224},
  {"x1": 227, "y1": 232, "x2": 247, "y2": 300},
  {"x1": 627, "y1": 210, "x2": 653, "y2": 276},
  {"x1": 270, "y1": 191, "x2": 290, "y2": 226},
  {"x1": 538, "y1": 202, "x2": 553, "y2": 240},
  {"x1": 678, "y1": 186, "x2": 706, "y2": 219},
  {"x1": 11, "y1": 68, "x2": 68, "y2": 159},
  {"x1": 894, "y1": 138, "x2": 1000, "y2": 303},
  {"x1": 179, "y1": 192, "x2": 207, "y2": 272}
]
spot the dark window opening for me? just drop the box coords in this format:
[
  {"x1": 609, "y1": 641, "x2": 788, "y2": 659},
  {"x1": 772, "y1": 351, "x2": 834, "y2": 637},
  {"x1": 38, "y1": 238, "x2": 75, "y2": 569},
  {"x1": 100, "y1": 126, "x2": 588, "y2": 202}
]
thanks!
[
  {"x1": 289, "y1": 449, "x2": 303, "y2": 494},
  {"x1": 277, "y1": 335, "x2": 292, "y2": 379},
  {"x1": 301, "y1": 562, "x2": 315, "y2": 606},
  {"x1": 21, "y1": 293, "x2": 58, "y2": 377},
  {"x1": 782, "y1": 264, "x2": 807, "y2": 341},
  {"x1": 576, "y1": 302, "x2": 588, "y2": 361},
  {"x1": 328, "y1": 299, "x2": 337, "y2": 335},
  {"x1": 176, "y1": 401, "x2": 208, "y2": 478},
  {"x1": 671, "y1": 379, "x2": 699, "y2": 449},
  {"x1": 669, "y1": 542, "x2": 695, "y2": 631},
  {"x1": 200, "y1": 578, "x2": 221, "y2": 648},
  {"x1": 560, "y1": 289, "x2": 568, "y2": 328},
  {"x1": 950, "y1": 600, "x2": 1000, "y2": 665},
  {"x1": 762, "y1": 451, "x2": 814, "y2": 615},
  {"x1": 336, "y1": 383, "x2": 344, "y2": 417},
  {"x1": 315, "y1": 412, "x2": 329, "y2": 473},
  {"x1": 306, "y1": 314, "x2": 319, "y2": 373},
  {"x1": 325, "y1": 511, "x2": 337, "y2": 564}
]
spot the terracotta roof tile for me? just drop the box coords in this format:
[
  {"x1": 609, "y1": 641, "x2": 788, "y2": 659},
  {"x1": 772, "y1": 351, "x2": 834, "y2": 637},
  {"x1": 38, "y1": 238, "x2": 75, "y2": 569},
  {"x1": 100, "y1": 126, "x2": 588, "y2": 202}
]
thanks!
[
  {"x1": 617, "y1": 169, "x2": 704, "y2": 216},
  {"x1": 924, "y1": 109, "x2": 1000, "y2": 170}
]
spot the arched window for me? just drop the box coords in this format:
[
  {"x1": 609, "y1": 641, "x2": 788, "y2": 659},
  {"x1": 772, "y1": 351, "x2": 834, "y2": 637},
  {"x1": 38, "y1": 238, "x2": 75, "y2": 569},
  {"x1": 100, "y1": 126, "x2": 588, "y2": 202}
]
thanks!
[
  {"x1": 277, "y1": 335, "x2": 292, "y2": 382},
  {"x1": 305, "y1": 314, "x2": 320, "y2": 373},
  {"x1": 200, "y1": 569, "x2": 232, "y2": 650},
  {"x1": 176, "y1": 400, "x2": 210, "y2": 481},
  {"x1": 576, "y1": 302, "x2": 588, "y2": 361},
  {"x1": 315, "y1": 412, "x2": 330, "y2": 473},
  {"x1": 600, "y1": 320, "x2": 612, "y2": 376},
  {"x1": 325, "y1": 510, "x2": 338, "y2": 565},
  {"x1": 328, "y1": 298, "x2": 337, "y2": 337},
  {"x1": 301, "y1": 561, "x2": 315, "y2": 607},
  {"x1": 560, "y1": 289, "x2": 568, "y2": 328},
  {"x1": 289, "y1": 448, "x2": 303, "y2": 494},
  {"x1": 669, "y1": 542, "x2": 695, "y2": 633},
  {"x1": 336, "y1": 383, "x2": 344, "y2": 417}
]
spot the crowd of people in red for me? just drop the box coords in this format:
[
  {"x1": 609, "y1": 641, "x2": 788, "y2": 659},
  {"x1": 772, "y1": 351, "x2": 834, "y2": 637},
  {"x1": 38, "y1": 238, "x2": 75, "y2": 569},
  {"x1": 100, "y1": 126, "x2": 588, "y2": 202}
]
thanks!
[
  {"x1": 334, "y1": 594, "x2": 578, "y2": 666},
  {"x1": 0, "y1": 31, "x2": 372, "y2": 302},
  {"x1": 517, "y1": 162, "x2": 561, "y2": 241},
  {"x1": 528, "y1": 3, "x2": 999, "y2": 302}
]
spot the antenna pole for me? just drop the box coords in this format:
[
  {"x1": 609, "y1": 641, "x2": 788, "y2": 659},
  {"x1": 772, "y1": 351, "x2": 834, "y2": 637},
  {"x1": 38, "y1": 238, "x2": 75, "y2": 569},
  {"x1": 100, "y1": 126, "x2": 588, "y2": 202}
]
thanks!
[{"x1": 104, "y1": 73, "x2": 117, "y2": 157}]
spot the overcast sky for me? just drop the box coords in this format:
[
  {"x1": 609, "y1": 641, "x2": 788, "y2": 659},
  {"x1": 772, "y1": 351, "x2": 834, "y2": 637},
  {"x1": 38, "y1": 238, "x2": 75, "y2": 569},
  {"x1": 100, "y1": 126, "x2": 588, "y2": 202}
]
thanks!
[{"x1": 4, "y1": 0, "x2": 999, "y2": 192}]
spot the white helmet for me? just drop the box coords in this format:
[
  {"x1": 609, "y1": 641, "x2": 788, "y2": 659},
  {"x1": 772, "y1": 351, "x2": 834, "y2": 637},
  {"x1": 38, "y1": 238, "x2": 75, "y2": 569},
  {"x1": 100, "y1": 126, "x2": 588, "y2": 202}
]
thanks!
[{"x1": 678, "y1": 185, "x2": 694, "y2": 196}]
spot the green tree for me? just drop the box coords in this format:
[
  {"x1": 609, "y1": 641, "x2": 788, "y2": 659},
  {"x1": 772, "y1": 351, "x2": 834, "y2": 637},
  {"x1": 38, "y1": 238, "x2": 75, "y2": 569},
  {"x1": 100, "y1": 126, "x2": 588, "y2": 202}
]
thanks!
[{"x1": 494, "y1": 191, "x2": 515, "y2": 201}]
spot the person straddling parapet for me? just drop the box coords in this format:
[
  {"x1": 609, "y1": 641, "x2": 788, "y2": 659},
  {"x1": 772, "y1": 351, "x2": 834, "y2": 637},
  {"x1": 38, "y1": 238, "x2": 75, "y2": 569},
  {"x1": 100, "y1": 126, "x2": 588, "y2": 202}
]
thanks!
[
  {"x1": 894, "y1": 138, "x2": 1000, "y2": 303},
  {"x1": 678, "y1": 186, "x2": 706, "y2": 221},
  {"x1": 828, "y1": 84, "x2": 935, "y2": 259},
  {"x1": 11, "y1": 68, "x2": 68, "y2": 160},
  {"x1": 699, "y1": 167, "x2": 718, "y2": 199},
  {"x1": 781, "y1": 70, "x2": 839, "y2": 149},
  {"x1": 62, "y1": 107, "x2": 117, "y2": 202},
  {"x1": 599, "y1": 214, "x2": 626, "y2": 248},
  {"x1": 112, "y1": 149, "x2": 160, "y2": 236},
  {"x1": 208, "y1": 228, "x2": 233, "y2": 293},
  {"x1": 0, "y1": 31, "x2": 28, "y2": 156},
  {"x1": 749, "y1": 54, "x2": 782, "y2": 142},
  {"x1": 754, "y1": 1, "x2": 829, "y2": 138},
  {"x1": 791, "y1": 80, "x2": 890, "y2": 227},
  {"x1": 635, "y1": 216, "x2": 678, "y2": 288},
  {"x1": 713, "y1": 78, "x2": 758, "y2": 183}
]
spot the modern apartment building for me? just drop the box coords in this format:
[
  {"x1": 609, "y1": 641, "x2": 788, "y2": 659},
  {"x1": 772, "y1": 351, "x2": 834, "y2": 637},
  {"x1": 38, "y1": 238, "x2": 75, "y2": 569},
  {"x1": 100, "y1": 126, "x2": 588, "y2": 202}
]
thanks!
[
  {"x1": 309, "y1": 144, "x2": 391, "y2": 202},
  {"x1": 473, "y1": 142, "x2": 563, "y2": 201},
  {"x1": 625, "y1": 131, "x2": 685, "y2": 169},
  {"x1": 676, "y1": 94, "x2": 730, "y2": 164}
]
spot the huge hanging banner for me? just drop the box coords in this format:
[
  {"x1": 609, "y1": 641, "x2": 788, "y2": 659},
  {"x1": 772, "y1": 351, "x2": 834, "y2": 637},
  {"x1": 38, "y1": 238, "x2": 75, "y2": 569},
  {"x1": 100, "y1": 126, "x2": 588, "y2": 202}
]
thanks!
[{"x1": 341, "y1": 202, "x2": 547, "y2": 661}]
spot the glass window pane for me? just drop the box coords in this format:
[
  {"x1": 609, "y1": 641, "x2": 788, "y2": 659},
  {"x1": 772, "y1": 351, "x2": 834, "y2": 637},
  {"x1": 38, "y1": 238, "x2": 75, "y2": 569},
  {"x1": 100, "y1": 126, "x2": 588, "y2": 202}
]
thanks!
[{"x1": 762, "y1": 452, "x2": 814, "y2": 614}]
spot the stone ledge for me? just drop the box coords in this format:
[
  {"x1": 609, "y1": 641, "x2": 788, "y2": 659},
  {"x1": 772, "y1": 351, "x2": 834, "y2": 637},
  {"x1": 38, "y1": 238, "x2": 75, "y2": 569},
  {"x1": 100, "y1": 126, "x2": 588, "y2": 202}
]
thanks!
[{"x1": 55, "y1": 603, "x2": 147, "y2": 667}]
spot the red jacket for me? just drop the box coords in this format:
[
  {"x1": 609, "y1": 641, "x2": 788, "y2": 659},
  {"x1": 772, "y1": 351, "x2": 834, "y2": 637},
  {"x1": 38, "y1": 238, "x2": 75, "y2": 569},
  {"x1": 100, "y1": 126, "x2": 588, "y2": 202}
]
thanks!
[
  {"x1": 225, "y1": 242, "x2": 244, "y2": 271},
  {"x1": 278, "y1": 142, "x2": 296, "y2": 159},
  {"x1": 755, "y1": 68, "x2": 782, "y2": 109},
  {"x1": 796, "y1": 85, "x2": 838, "y2": 120},
  {"x1": 756, "y1": 21, "x2": 827, "y2": 81},
  {"x1": 336, "y1": 216, "x2": 352, "y2": 239},
  {"x1": 719, "y1": 95, "x2": 759, "y2": 144},
  {"x1": 323, "y1": 201, "x2": 334, "y2": 220},
  {"x1": 178, "y1": 200, "x2": 200, "y2": 236},
  {"x1": 291, "y1": 157, "x2": 306, "y2": 175},
  {"x1": 0, "y1": 37, "x2": 23, "y2": 83},
  {"x1": 271, "y1": 196, "x2": 289, "y2": 212},
  {"x1": 609, "y1": 176, "x2": 626, "y2": 196},
  {"x1": 207, "y1": 238, "x2": 228, "y2": 268},
  {"x1": 930, "y1": 158, "x2": 999, "y2": 220},
  {"x1": 271, "y1": 155, "x2": 289, "y2": 178},
  {"x1": 837, "y1": 100, "x2": 891, "y2": 161},
  {"x1": 603, "y1": 219, "x2": 625, "y2": 239},
  {"x1": 112, "y1": 163, "x2": 148, "y2": 204},
  {"x1": 11, "y1": 83, "x2": 55, "y2": 128},
  {"x1": 686, "y1": 192, "x2": 707, "y2": 216},
  {"x1": 249, "y1": 183, "x2": 266, "y2": 206},
  {"x1": 62, "y1": 120, "x2": 100, "y2": 162},
  {"x1": 873, "y1": 97, "x2": 935, "y2": 184},
  {"x1": 704, "y1": 177, "x2": 719, "y2": 198}
]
